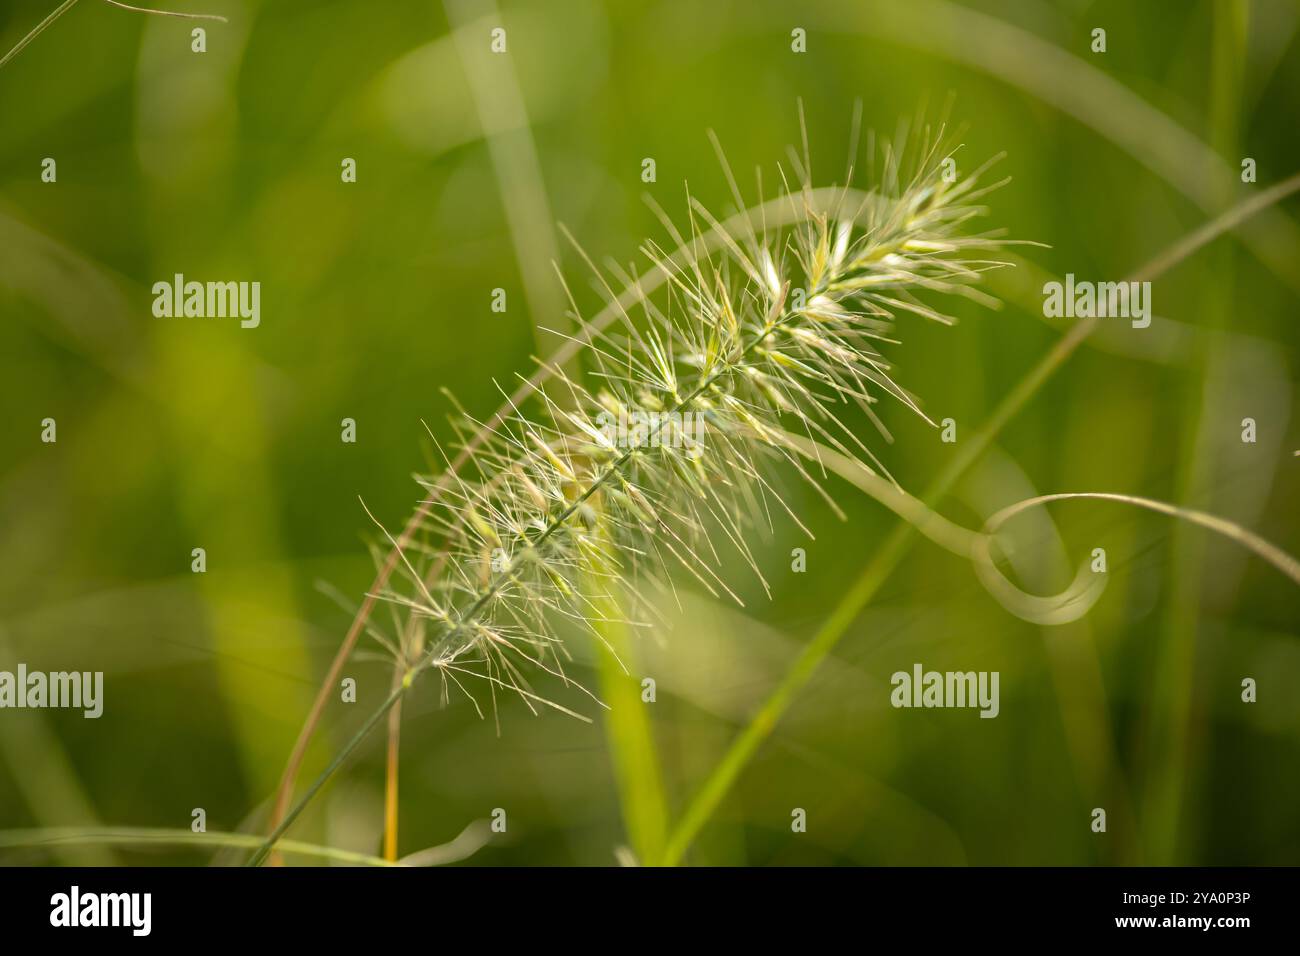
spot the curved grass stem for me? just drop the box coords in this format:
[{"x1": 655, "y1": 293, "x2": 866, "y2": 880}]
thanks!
[
  {"x1": 99, "y1": 0, "x2": 226, "y2": 21},
  {"x1": 382, "y1": 665, "x2": 404, "y2": 861}
]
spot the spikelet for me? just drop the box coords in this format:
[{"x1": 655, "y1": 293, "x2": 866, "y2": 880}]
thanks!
[{"x1": 371, "y1": 117, "x2": 1015, "y2": 719}]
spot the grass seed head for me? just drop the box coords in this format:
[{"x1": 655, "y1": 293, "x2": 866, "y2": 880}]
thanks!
[{"x1": 371, "y1": 114, "x2": 1014, "y2": 720}]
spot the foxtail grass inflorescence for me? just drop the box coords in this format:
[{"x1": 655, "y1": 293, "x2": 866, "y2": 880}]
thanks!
[
  {"x1": 252, "y1": 112, "x2": 1021, "y2": 863},
  {"x1": 372, "y1": 120, "x2": 1016, "y2": 716}
]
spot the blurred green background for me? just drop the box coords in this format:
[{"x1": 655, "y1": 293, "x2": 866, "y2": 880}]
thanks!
[{"x1": 0, "y1": 0, "x2": 1297, "y2": 866}]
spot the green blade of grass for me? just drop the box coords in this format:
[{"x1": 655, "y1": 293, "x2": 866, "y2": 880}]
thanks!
[
  {"x1": 1140, "y1": 0, "x2": 1250, "y2": 865},
  {"x1": 587, "y1": 515, "x2": 670, "y2": 865}
]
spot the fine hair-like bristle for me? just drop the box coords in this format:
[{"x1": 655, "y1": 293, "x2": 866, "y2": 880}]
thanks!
[{"x1": 368, "y1": 115, "x2": 1015, "y2": 720}]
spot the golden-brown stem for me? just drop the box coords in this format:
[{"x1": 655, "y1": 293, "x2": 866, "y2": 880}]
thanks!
[{"x1": 382, "y1": 670, "x2": 404, "y2": 861}]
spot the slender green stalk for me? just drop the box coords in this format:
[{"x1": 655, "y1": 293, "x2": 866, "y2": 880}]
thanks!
[
  {"x1": 663, "y1": 515, "x2": 914, "y2": 865},
  {"x1": 0, "y1": 0, "x2": 81, "y2": 70},
  {"x1": 588, "y1": 514, "x2": 670, "y2": 865},
  {"x1": 1141, "y1": 0, "x2": 1249, "y2": 865},
  {"x1": 248, "y1": 681, "x2": 407, "y2": 866}
]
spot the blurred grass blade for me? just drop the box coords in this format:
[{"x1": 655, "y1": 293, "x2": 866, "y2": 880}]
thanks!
[
  {"x1": 587, "y1": 515, "x2": 670, "y2": 866},
  {"x1": 835, "y1": 0, "x2": 1300, "y2": 293}
]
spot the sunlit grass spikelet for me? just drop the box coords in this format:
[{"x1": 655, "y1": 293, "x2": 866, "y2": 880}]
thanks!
[{"x1": 371, "y1": 116, "x2": 1015, "y2": 719}]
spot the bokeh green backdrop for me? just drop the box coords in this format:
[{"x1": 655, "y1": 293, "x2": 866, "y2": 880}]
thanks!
[{"x1": 0, "y1": 0, "x2": 1297, "y2": 865}]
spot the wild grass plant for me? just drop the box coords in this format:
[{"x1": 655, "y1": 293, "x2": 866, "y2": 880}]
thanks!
[
  {"x1": 255, "y1": 111, "x2": 1300, "y2": 867},
  {"x1": 256, "y1": 110, "x2": 1018, "y2": 861},
  {"x1": 2, "y1": 1, "x2": 1298, "y2": 869}
]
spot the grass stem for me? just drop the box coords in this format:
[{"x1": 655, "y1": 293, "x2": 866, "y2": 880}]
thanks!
[{"x1": 0, "y1": 0, "x2": 82, "y2": 71}]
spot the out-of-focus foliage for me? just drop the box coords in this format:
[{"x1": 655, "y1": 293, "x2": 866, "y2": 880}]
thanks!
[{"x1": 0, "y1": 0, "x2": 1296, "y2": 866}]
